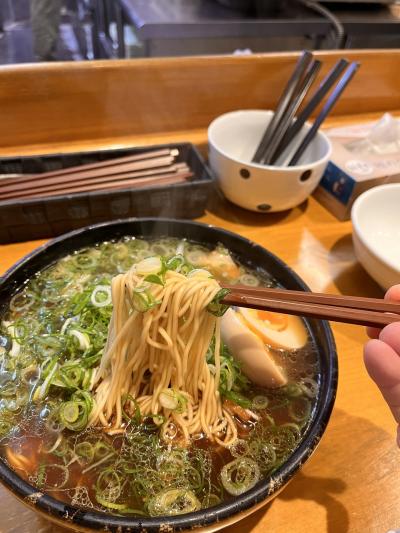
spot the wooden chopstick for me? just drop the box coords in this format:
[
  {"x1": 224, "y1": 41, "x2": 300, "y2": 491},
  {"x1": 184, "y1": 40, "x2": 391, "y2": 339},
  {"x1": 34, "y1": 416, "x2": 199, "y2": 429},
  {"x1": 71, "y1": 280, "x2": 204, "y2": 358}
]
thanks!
[
  {"x1": 7, "y1": 172, "x2": 192, "y2": 200},
  {"x1": 251, "y1": 50, "x2": 313, "y2": 164},
  {"x1": 222, "y1": 285, "x2": 400, "y2": 313},
  {"x1": 0, "y1": 163, "x2": 189, "y2": 199},
  {"x1": 221, "y1": 285, "x2": 400, "y2": 328},
  {"x1": 0, "y1": 148, "x2": 178, "y2": 186},
  {"x1": 0, "y1": 156, "x2": 179, "y2": 194}
]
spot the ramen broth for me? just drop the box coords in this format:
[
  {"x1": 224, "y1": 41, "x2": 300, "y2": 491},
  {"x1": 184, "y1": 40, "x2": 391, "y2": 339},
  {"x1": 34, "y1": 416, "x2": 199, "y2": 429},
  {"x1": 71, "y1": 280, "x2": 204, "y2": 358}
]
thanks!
[{"x1": 0, "y1": 237, "x2": 320, "y2": 517}]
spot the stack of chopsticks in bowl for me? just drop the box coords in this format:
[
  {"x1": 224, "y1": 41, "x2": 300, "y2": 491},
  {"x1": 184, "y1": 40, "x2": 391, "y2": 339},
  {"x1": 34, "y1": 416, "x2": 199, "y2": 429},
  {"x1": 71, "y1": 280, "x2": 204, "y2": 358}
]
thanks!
[
  {"x1": 252, "y1": 51, "x2": 360, "y2": 167},
  {"x1": 0, "y1": 148, "x2": 193, "y2": 201}
]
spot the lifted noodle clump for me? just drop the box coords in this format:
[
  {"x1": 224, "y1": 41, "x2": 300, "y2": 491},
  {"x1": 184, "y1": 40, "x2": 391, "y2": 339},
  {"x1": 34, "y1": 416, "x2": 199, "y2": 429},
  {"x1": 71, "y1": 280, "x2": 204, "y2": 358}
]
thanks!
[{"x1": 90, "y1": 259, "x2": 237, "y2": 447}]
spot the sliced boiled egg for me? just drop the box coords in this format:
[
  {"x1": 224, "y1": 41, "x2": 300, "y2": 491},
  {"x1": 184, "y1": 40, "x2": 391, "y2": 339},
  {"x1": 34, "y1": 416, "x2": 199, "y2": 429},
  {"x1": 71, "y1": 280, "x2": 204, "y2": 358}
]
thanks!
[
  {"x1": 220, "y1": 308, "x2": 287, "y2": 388},
  {"x1": 237, "y1": 307, "x2": 307, "y2": 351}
]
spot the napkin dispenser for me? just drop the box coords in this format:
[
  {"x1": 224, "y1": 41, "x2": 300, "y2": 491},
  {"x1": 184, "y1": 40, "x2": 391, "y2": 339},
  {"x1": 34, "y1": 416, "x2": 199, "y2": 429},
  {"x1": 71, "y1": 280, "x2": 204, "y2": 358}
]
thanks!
[{"x1": 314, "y1": 114, "x2": 400, "y2": 220}]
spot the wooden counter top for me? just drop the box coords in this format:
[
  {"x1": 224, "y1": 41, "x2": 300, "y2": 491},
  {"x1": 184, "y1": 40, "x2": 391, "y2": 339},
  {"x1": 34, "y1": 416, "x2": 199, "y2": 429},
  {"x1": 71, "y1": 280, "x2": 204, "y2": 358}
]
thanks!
[{"x1": 0, "y1": 50, "x2": 399, "y2": 532}]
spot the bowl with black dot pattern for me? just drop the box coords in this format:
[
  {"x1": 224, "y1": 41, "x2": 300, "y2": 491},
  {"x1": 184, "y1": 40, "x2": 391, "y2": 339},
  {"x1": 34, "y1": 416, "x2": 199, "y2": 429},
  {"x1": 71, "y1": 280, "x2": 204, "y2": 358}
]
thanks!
[{"x1": 208, "y1": 110, "x2": 331, "y2": 212}]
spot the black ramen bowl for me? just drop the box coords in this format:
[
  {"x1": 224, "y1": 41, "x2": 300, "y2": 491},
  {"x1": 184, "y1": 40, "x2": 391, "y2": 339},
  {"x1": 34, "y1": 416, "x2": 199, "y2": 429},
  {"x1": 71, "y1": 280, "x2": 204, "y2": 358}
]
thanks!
[{"x1": 0, "y1": 218, "x2": 338, "y2": 532}]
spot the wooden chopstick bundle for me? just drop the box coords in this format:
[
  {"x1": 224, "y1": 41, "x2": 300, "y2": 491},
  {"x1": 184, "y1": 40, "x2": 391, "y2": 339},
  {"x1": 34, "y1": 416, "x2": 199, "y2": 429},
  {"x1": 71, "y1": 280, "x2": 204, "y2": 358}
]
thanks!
[
  {"x1": 0, "y1": 168, "x2": 192, "y2": 200},
  {"x1": 221, "y1": 284, "x2": 400, "y2": 329},
  {"x1": 0, "y1": 148, "x2": 193, "y2": 201},
  {"x1": 0, "y1": 159, "x2": 182, "y2": 196},
  {"x1": 25, "y1": 172, "x2": 192, "y2": 199},
  {"x1": 0, "y1": 148, "x2": 178, "y2": 185},
  {"x1": 252, "y1": 52, "x2": 360, "y2": 167}
]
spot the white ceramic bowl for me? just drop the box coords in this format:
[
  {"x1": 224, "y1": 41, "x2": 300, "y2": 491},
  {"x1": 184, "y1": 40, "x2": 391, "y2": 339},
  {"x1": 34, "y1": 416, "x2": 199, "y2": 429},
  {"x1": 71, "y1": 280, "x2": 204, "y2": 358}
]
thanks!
[
  {"x1": 208, "y1": 110, "x2": 332, "y2": 212},
  {"x1": 351, "y1": 183, "x2": 400, "y2": 291}
]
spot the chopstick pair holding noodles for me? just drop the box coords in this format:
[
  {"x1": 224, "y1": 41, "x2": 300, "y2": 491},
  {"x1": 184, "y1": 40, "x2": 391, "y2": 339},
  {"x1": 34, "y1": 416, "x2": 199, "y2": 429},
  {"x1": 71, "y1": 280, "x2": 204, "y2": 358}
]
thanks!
[
  {"x1": 252, "y1": 51, "x2": 360, "y2": 167},
  {"x1": 221, "y1": 285, "x2": 400, "y2": 329}
]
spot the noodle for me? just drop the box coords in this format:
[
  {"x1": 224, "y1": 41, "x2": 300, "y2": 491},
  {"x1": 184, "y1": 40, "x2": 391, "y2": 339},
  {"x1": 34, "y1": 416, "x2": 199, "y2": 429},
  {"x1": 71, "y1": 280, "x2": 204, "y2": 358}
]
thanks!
[{"x1": 90, "y1": 264, "x2": 237, "y2": 447}]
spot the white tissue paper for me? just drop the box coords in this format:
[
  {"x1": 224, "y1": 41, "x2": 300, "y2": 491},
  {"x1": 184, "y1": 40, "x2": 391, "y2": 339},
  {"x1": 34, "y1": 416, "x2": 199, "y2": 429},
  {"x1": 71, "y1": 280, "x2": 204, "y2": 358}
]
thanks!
[{"x1": 314, "y1": 113, "x2": 400, "y2": 220}]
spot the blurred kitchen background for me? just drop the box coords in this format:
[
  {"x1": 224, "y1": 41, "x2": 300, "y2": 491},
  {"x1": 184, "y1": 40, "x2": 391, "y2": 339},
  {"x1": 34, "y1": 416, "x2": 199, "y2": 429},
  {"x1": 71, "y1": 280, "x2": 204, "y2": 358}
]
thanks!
[{"x1": 1, "y1": 0, "x2": 400, "y2": 64}]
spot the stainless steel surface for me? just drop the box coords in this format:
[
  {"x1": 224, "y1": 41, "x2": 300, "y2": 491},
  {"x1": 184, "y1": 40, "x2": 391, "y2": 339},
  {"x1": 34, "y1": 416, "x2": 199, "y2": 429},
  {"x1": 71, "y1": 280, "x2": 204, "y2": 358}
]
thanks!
[{"x1": 119, "y1": 0, "x2": 400, "y2": 39}]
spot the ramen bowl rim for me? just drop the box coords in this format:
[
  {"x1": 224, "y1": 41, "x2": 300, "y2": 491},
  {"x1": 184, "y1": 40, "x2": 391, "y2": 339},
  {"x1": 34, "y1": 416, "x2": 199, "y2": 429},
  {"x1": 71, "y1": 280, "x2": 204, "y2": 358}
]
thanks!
[{"x1": 0, "y1": 217, "x2": 338, "y2": 532}]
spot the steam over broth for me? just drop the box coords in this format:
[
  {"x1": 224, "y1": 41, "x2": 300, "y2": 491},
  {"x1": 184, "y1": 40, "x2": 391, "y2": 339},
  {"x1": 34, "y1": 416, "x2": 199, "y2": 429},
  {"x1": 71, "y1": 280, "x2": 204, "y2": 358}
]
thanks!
[{"x1": 0, "y1": 237, "x2": 320, "y2": 517}]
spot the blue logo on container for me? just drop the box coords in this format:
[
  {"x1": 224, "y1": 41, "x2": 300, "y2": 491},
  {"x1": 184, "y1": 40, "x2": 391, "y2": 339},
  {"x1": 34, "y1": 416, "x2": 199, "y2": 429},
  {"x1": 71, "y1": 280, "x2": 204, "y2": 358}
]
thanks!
[{"x1": 320, "y1": 162, "x2": 355, "y2": 205}]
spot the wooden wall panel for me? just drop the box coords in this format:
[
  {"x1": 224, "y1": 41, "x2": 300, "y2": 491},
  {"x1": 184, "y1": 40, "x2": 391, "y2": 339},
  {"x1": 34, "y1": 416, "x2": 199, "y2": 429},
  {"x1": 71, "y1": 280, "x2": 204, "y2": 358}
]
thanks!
[{"x1": 0, "y1": 50, "x2": 399, "y2": 151}]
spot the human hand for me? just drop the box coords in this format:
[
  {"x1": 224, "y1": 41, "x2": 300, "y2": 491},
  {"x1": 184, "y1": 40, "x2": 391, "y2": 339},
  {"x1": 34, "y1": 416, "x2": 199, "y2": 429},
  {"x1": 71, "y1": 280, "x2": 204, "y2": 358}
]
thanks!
[{"x1": 364, "y1": 285, "x2": 400, "y2": 446}]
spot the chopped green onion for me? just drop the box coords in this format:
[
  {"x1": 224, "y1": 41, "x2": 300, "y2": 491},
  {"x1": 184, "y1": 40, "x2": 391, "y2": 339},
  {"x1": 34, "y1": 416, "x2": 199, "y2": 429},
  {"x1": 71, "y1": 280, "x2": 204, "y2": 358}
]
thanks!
[
  {"x1": 238, "y1": 274, "x2": 260, "y2": 287},
  {"x1": 159, "y1": 388, "x2": 187, "y2": 413},
  {"x1": 230, "y1": 439, "x2": 250, "y2": 458},
  {"x1": 187, "y1": 268, "x2": 212, "y2": 279},
  {"x1": 90, "y1": 285, "x2": 112, "y2": 307},
  {"x1": 135, "y1": 256, "x2": 162, "y2": 276},
  {"x1": 12, "y1": 321, "x2": 28, "y2": 342},
  {"x1": 220, "y1": 457, "x2": 260, "y2": 496},
  {"x1": 82, "y1": 451, "x2": 115, "y2": 474},
  {"x1": 122, "y1": 394, "x2": 141, "y2": 424},
  {"x1": 75, "y1": 441, "x2": 95, "y2": 462},
  {"x1": 60, "y1": 402, "x2": 79, "y2": 424},
  {"x1": 283, "y1": 383, "x2": 304, "y2": 398},
  {"x1": 166, "y1": 254, "x2": 185, "y2": 271},
  {"x1": 249, "y1": 440, "x2": 276, "y2": 471},
  {"x1": 5, "y1": 325, "x2": 21, "y2": 358},
  {"x1": 300, "y1": 378, "x2": 319, "y2": 399},
  {"x1": 44, "y1": 433, "x2": 63, "y2": 454},
  {"x1": 69, "y1": 330, "x2": 90, "y2": 351},
  {"x1": 94, "y1": 441, "x2": 114, "y2": 460},
  {"x1": 33, "y1": 360, "x2": 59, "y2": 401},
  {"x1": 72, "y1": 252, "x2": 98, "y2": 270},
  {"x1": 131, "y1": 288, "x2": 160, "y2": 313},
  {"x1": 44, "y1": 464, "x2": 70, "y2": 488},
  {"x1": 72, "y1": 390, "x2": 93, "y2": 412},
  {"x1": 0, "y1": 375, "x2": 18, "y2": 398},
  {"x1": 95, "y1": 494, "x2": 127, "y2": 510},
  {"x1": 59, "y1": 399, "x2": 89, "y2": 431},
  {"x1": 9, "y1": 291, "x2": 36, "y2": 312},
  {"x1": 261, "y1": 425, "x2": 298, "y2": 460},
  {"x1": 147, "y1": 488, "x2": 201, "y2": 516},
  {"x1": 81, "y1": 368, "x2": 93, "y2": 390},
  {"x1": 222, "y1": 390, "x2": 251, "y2": 409},
  {"x1": 280, "y1": 422, "x2": 301, "y2": 440},
  {"x1": 207, "y1": 288, "x2": 230, "y2": 317},
  {"x1": 252, "y1": 395, "x2": 269, "y2": 410},
  {"x1": 143, "y1": 274, "x2": 164, "y2": 286},
  {"x1": 159, "y1": 388, "x2": 178, "y2": 410},
  {"x1": 289, "y1": 397, "x2": 311, "y2": 423},
  {"x1": 36, "y1": 463, "x2": 46, "y2": 488}
]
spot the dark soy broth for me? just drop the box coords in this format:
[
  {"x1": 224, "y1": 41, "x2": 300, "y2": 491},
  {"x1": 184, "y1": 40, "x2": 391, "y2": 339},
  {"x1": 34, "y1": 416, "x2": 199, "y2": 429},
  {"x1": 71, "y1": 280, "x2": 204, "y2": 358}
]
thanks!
[{"x1": 0, "y1": 238, "x2": 320, "y2": 516}]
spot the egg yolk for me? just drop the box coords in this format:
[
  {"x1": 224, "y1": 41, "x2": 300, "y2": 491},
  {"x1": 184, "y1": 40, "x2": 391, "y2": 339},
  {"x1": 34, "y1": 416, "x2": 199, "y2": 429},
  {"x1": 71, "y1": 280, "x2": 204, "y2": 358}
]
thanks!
[{"x1": 255, "y1": 309, "x2": 288, "y2": 331}]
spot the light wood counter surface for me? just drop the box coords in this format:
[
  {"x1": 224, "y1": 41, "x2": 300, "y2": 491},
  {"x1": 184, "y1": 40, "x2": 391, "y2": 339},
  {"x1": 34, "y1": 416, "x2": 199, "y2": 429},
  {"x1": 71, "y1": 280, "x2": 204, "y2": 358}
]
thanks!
[{"x1": 0, "y1": 50, "x2": 399, "y2": 533}]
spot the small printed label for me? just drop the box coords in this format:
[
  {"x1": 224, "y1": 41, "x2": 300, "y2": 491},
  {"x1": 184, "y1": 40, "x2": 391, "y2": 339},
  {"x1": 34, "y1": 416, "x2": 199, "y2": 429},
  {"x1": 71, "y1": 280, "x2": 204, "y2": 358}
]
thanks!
[{"x1": 319, "y1": 162, "x2": 355, "y2": 205}]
